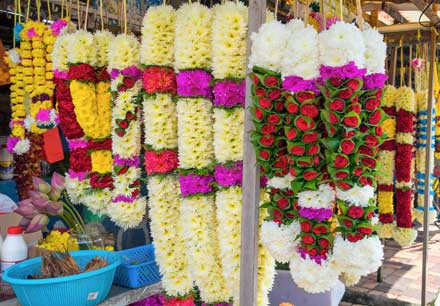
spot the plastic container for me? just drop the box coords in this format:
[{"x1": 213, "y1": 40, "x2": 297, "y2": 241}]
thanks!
[
  {"x1": 113, "y1": 244, "x2": 161, "y2": 289},
  {"x1": 2, "y1": 250, "x2": 121, "y2": 306},
  {"x1": 1, "y1": 226, "x2": 27, "y2": 273}
]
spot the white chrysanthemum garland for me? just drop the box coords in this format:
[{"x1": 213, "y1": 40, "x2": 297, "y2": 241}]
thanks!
[
  {"x1": 377, "y1": 85, "x2": 397, "y2": 238},
  {"x1": 393, "y1": 86, "x2": 417, "y2": 246},
  {"x1": 108, "y1": 34, "x2": 146, "y2": 229},
  {"x1": 414, "y1": 90, "x2": 437, "y2": 224},
  {"x1": 140, "y1": 4, "x2": 192, "y2": 298},
  {"x1": 175, "y1": 3, "x2": 229, "y2": 303}
]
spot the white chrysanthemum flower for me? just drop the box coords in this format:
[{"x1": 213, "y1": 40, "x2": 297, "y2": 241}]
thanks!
[
  {"x1": 413, "y1": 208, "x2": 437, "y2": 226},
  {"x1": 319, "y1": 21, "x2": 365, "y2": 68},
  {"x1": 13, "y1": 139, "x2": 30, "y2": 155},
  {"x1": 362, "y1": 28, "x2": 386, "y2": 75},
  {"x1": 52, "y1": 34, "x2": 70, "y2": 71},
  {"x1": 140, "y1": 5, "x2": 176, "y2": 66},
  {"x1": 108, "y1": 34, "x2": 140, "y2": 70},
  {"x1": 340, "y1": 273, "x2": 361, "y2": 287},
  {"x1": 108, "y1": 197, "x2": 147, "y2": 229},
  {"x1": 82, "y1": 189, "x2": 111, "y2": 216},
  {"x1": 267, "y1": 174, "x2": 295, "y2": 190},
  {"x1": 290, "y1": 256, "x2": 340, "y2": 293},
  {"x1": 212, "y1": 2, "x2": 248, "y2": 79},
  {"x1": 297, "y1": 183, "x2": 335, "y2": 209},
  {"x1": 331, "y1": 235, "x2": 383, "y2": 278},
  {"x1": 67, "y1": 30, "x2": 96, "y2": 65},
  {"x1": 261, "y1": 220, "x2": 300, "y2": 263},
  {"x1": 377, "y1": 222, "x2": 394, "y2": 239},
  {"x1": 392, "y1": 227, "x2": 418, "y2": 247},
  {"x1": 65, "y1": 176, "x2": 89, "y2": 204},
  {"x1": 148, "y1": 176, "x2": 192, "y2": 296},
  {"x1": 24, "y1": 116, "x2": 33, "y2": 131},
  {"x1": 213, "y1": 108, "x2": 244, "y2": 163},
  {"x1": 336, "y1": 185, "x2": 375, "y2": 207},
  {"x1": 94, "y1": 30, "x2": 114, "y2": 67},
  {"x1": 175, "y1": 3, "x2": 212, "y2": 70},
  {"x1": 281, "y1": 21, "x2": 319, "y2": 79}
]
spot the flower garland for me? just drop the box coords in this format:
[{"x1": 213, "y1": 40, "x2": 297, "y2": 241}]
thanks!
[
  {"x1": 175, "y1": 3, "x2": 229, "y2": 303},
  {"x1": 377, "y1": 85, "x2": 397, "y2": 238},
  {"x1": 414, "y1": 90, "x2": 437, "y2": 224},
  {"x1": 393, "y1": 86, "x2": 417, "y2": 246},
  {"x1": 140, "y1": 5, "x2": 192, "y2": 299},
  {"x1": 108, "y1": 34, "x2": 146, "y2": 229}
]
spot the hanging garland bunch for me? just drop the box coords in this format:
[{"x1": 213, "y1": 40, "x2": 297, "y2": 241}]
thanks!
[
  {"x1": 393, "y1": 86, "x2": 417, "y2": 246},
  {"x1": 140, "y1": 5, "x2": 193, "y2": 299}
]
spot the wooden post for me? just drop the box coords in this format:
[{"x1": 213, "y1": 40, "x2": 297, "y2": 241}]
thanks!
[
  {"x1": 370, "y1": 10, "x2": 379, "y2": 27},
  {"x1": 390, "y1": 47, "x2": 398, "y2": 86},
  {"x1": 421, "y1": 28, "x2": 437, "y2": 306},
  {"x1": 240, "y1": 0, "x2": 266, "y2": 305}
]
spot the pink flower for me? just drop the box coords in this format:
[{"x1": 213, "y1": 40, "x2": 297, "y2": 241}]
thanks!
[
  {"x1": 27, "y1": 28, "x2": 37, "y2": 39},
  {"x1": 411, "y1": 58, "x2": 425, "y2": 70},
  {"x1": 35, "y1": 109, "x2": 51, "y2": 123}
]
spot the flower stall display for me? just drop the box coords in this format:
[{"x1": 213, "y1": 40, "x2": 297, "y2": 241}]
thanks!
[
  {"x1": 108, "y1": 34, "x2": 146, "y2": 229},
  {"x1": 414, "y1": 90, "x2": 437, "y2": 224},
  {"x1": 393, "y1": 86, "x2": 418, "y2": 246},
  {"x1": 377, "y1": 85, "x2": 397, "y2": 238},
  {"x1": 140, "y1": 5, "x2": 193, "y2": 299},
  {"x1": 175, "y1": 3, "x2": 230, "y2": 303}
]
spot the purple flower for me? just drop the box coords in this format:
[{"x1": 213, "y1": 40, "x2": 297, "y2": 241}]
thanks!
[
  {"x1": 35, "y1": 109, "x2": 51, "y2": 123},
  {"x1": 114, "y1": 155, "x2": 140, "y2": 167},
  {"x1": 298, "y1": 207, "x2": 333, "y2": 222},
  {"x1": 129, "y1": 294, "x2": 164, "y2": 306},
  {"x1": 122, "y1": 66, "x2": 143, "y2": 80},
  {"x1": 112, "y1": 195, "x2": 136, "y2": 203},
  {"x1": 363, "y1": 73, "x2": 388, "y2": 90},
  {"x1": 177, "y1": 70, "x2": 213, "y2": 99},
  {"x1": 67, "y1": 139, "x2": 88, "y2": 150},
  {"x1": 282, "y1": 76, "x2": 319, "y2": 94},
  {"x1": 298, "y1": 247, "x2": 327, "y2": 265},
  {"x1": 213, "y1": 80, "x2": 245, "y2": 107},
  {"x1": 179, "y1": 173, "x2": 215, "y2": 197},
  {"x1": 7, "y1": 137, "x2": 19, "y2": 153},
  {"x1": 110, "y1": 69, "x2": 120, "y2": 79},
  {"x1": 215, "y1": 161, "x2": 243, "y2": 187},
  {"x1": 51, "y1": 19, "x2": 68, "y2": 36},
  {"x1": 260, "y1": 176, "x2": 268, "y2": 188}
]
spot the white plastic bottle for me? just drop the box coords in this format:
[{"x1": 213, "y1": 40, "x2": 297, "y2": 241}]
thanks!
[{"x1": 1, "y1": 226, "x2": 28, "y2": 274}]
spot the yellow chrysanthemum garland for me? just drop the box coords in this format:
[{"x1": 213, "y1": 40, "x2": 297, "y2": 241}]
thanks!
[
  {"x1": 108, "y1": 34, "x2": 146, "y2": 229},
  {"x1": 377, "y1": 85, "x2": 397, "y2": 238},
  {"x1": 414, "y1": 91, "x2": 437, "y2": 224},
  {"x1": 140, "y1": 5, "x2": 176, "y2": 66},
  {"x1": 393, "y1": 86, "x2": 418, "y2": 247}
]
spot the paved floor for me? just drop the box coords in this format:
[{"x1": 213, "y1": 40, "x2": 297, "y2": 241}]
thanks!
[{"x1": 343, "y1": 223, "x2": 440, "y2": 305}]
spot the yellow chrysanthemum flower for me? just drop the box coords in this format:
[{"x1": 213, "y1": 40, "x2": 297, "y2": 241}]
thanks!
[{"x1": 91, "y1": 150, "x2": 113, "y2": 174}]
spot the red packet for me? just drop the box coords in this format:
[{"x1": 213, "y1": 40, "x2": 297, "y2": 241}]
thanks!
[{"x1": 43, "y1": 128, "x2": 64, "y2": 163}]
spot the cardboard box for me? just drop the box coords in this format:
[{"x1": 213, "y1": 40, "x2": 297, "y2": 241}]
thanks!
[{"x1": 0, "y1": 213, "x2": 42, "y2": 258}]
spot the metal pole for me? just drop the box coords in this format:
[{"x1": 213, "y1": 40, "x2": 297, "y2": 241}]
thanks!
[
  {"x1": 239, "y1": 0, "x2": 266, "y2": 305},
  {"x1": 421, "y1": 28, "x2": 437, "y2": 306}
]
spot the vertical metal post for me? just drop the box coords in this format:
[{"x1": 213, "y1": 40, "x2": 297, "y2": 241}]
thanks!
[
  {"x1": 421, "y1": 28, "x2": 437, "y2": 306},
  {"x1": 239, "y1": 0, "x2": 266, "y2": 305}
]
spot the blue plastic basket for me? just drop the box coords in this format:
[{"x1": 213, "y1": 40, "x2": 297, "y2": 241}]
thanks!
[
  {"x1": 2, "y1": 250, "x2": 121, "y2": 306},
  {"x1": 113, "y1": 244, "x2": 161, "y2": 288}
]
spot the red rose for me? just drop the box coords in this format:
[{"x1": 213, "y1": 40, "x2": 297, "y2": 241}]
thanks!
[
  {"x1": 376, "y1": 88, "x2": 383, "y2": 98},
  {"x1": 258, "y1": 98, "x2": 271, "y2": 109},
  {"x1": 275, "y1": 102, "x2": 284, "y2": 112},
  {"x1": 379, "y1": 213, "x2": 394, "y2": 223},
  {"x1": 334, "y1": 155, "x2": 349, "y2": 168},
  {"x1": 347, "y1": 233, "x2": 363, "y2": 243},
  {"x1": 346, "y1": 79, "x2": 360, "y2": 91},
  {"x1": 264, "y1": 76, "x2": 278, "y2": 87},
  {"x1": 307, "y1": 144, "x2": 319, "y2": 155},
  {"x1": 254, "y1": 108, "x2": 264, "y2": 120},
  {"x1": 260, "y1": 135, "x2": 275, "y2": 147},
  {"x1": 277, "y1": 198, "x2": 289, "y2": 209},
  {"x1": 338, "y1": 88, "x2": 353, "y2": 99},
  {"x1": 369, "y1": 110, "x2": 382, "y2": 125},
  {"x1": 343, "y1": 115, "x2": 360, "y2": 127},
  {"x1": 123, "y1": 77, "x2": 135, "y2": 88},
  {"x1": 343, "y1": 131, "x2": 355, "y2": 138},
  {"x1": 329, "y1": 77, "x2": 343, "y2": 87},
  {"x1": 119, "y1": 120, "x2": 129, "y2": 129},
  {"x1": 286, "y1": 212, "x2": 295, "y2": 219},
  {"x1": 320, "y1": 249, "x2": 328, "y2": 257},
  {"x1": 126, "y1": 112, "x2": 136, "y2": 121},
  {"x1": 365, "y1": 99, "x2": 380, "y2": 111},
  {"x1": 336, "y1": 171, "x2": 349, "y2": 179},
  {"x1": 365, "y1": 135, "x2": 378, "y2": 147},
  {"x1": 358, "y1": 227, "x2": 373, "y2": 235},
  {"x1": 252, "y1": 74, "x2": 259, "y2": 85},
  {"x1": 343, "y1": 219, "x2": 353, "y2": 228},
  {"x1": 287, "y1": 103, "x2": 299, "y2": 114},
  {"x1": 289, "y1": 168, "x2": 297, "y2": 176},
  {"x1": 295, "y1": 117, "x2": 315, "y2": 131},
  {"x1": 296, "y1": 92, "x2": 315, "y2": 103},
  {"x1": 375, "y1": 126, "x2": 383, "y2": 136},
  {"x1": 359, "y1": 176, "x2": 372, "y2": 186},
  {"x1": 359, "y1": 146, "x2": 373, "y2": 156},
  {"x1": 340, "y1": 139, "x2": 355, "y2": 155},
  {"x1": 290, "y1": 145, "x2": 305, "y2": 156},
  {"x1": 329, "y1": 112, "x2": 339, "y2": 124},
  {"x1": 273, "y1": 209, "x2": 283, "y2": 219},
  {"x1": 329, "y1": 99, "x2": 345, "y2": 112},
  {"x1": 115, "y1": 129, "x2": 125, "y2": 137},
  {"x1": 353, "y1": 167, "x2": 363, "y2": 176},
  {"x1": 274, "y1": 218, "x2": 282, "y2": 224},
  {"x1": 302, "y1": 234, "x2": 315, "y2": 245},
  {"x1": 300, "y1": 104, "x2": 319, "y2": 118},
  {"x1": 308, "y1": 248, "x2": 318, "y2": 256},
  {"x1": 119, "y1": 85, "x2": 127, "y2": 92},
  {"x1": 286, "y1": 129, "x2": 297, "y2": 140},
  {"x1": 314, "y1": 156, "x2": 320, "y2": 165},
  {"x1": 347, "y1": 206, "x2": 364, "y2": 219},
  {"x1": 362, "y1": 157, "x2": 376, "y2": 168},
  {"x1": 262, "y1": 124, "x2": 276, "y2": 135},
  {"x1": 268, "y1": 114, "x2": 281, "y2": 124},
  {"x1": 304, "y1": 170, "x2": 318, "y2": 181},
  {"x1": 318, "y1": 238, "x2": 330, "y2": 248},
  {"x1": 367, "y1": 211, "x2": 373, "y2": 219},
  {"x1": 313, "y1": 225, "x2": 328, "y2": 235},
  {"x1": 274, "y1": 156, "x2": 288, "y2": 169},
  {"x1": 337, "y1": 181, "x2": 352, "y2": 190},
  {"x1": 348, "y1": 103, "x2": 362, "y2": 114},
  {"x1": 303, "y1": 132, "x2": 318, "y2": 143},
  {"x1": 260, "y1": 150, "x2": 270, "y2": 160},
  {"x1": 269, "y1": 89, "x2": 282, "y2": 100},
  {"x1": 256, "y1": 88, "x2": 267, "y2": 97}
]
